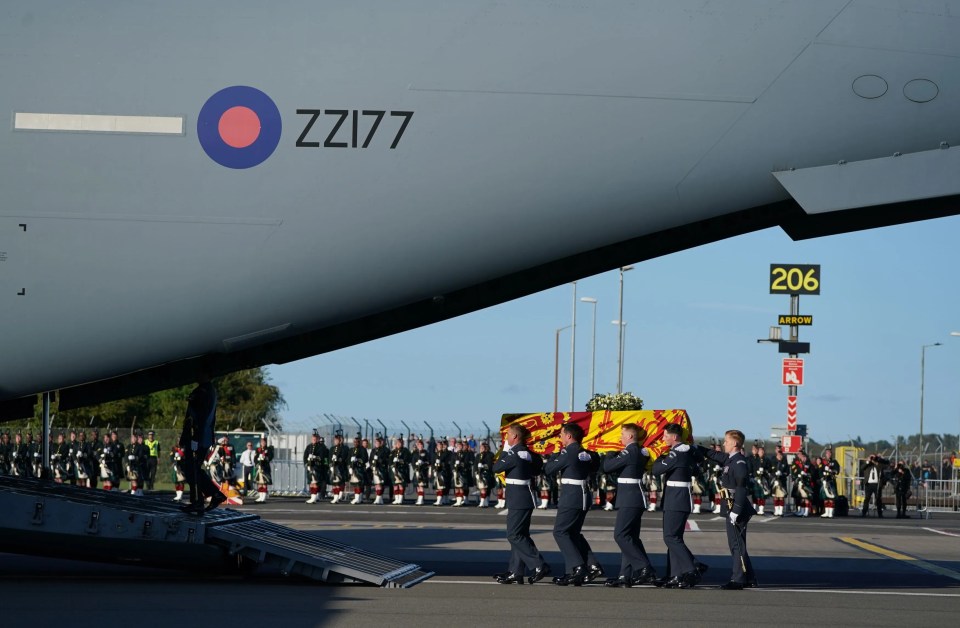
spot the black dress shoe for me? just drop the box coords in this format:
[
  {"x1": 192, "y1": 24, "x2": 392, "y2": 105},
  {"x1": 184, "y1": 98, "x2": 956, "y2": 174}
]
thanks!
[
  {"x1": 720, "y1": 581, "x2": 744, "y2": 590},
  {"x1": 553, "y1": 565, "x2": 587, "y2": 586},
  {"x1": 492, "y1": 571, "x2": 510, "y2": 581},
  {"x1": 495, "y1": 572, "x2": 524, "y2": 584},
  {"x1": 677, "y1": 571, "x2": 700, "y2": 589},
  {"x1": 662, "y1": 576, "x2": 683, "y2": 589},
  {"x1": 745, "y1": 579, "x2": 759, "y2": 588},
  {"x1": 527, "y1": 563, "x2": 552, "y2": 584},
  {"x1": 587, "y1": 564, "x2": 605, "y2": 582},
  {"x1": 604, "y1": 576, "x2": 632, "y2": 588},
  {"x1": 652, "y1": 577, "x2": 669, "y2": 588},
  {"x1": 179, "y1": 502, "x2": 204, "y2": 516},
  {"x1": 694, "y1": 561, "x2": 709, "y2": 576},
  {"x1": 204, "y1": 492, "x2": 227, "y2": 512},
  {"x1": 632, "y1": 567, "x2": 658, "y2": 586}
]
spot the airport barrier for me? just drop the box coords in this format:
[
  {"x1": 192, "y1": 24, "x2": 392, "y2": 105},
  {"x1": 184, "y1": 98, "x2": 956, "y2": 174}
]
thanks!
[
  {"x1": 267, "y1": 459, "x2": 308, "y2": 496},
  {"x1": 843, "y1": 476, "x2": 960, "y2": 514}
]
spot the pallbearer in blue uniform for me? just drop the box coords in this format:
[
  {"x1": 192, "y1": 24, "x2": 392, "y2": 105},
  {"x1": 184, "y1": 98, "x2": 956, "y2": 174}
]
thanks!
[
  {"x1": 491, "y1": 423, "x2": 551, "y2": 585},
  {"x1": 652, "y1": 423, "x2": 703, "y2": 588},
  {"x1": 694, "y1": 429, "x2": 757, "y2": 590},
  {"x1": 543, "y1": 422, "x2": 604, "y2": 586},
  {"x1": 602, "y1": 423, "x2": 658, "y2": 587}
]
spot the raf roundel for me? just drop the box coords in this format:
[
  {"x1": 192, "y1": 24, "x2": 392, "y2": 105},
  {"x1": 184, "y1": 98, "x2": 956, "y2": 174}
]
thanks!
[{"x1": 197, "y1": 86, "x2": 282, "y2": 169}]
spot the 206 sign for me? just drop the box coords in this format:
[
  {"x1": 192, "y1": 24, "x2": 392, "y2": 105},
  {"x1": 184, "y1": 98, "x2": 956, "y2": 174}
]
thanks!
[{"x1": 769, "y1": 264, "x2": 821, "y2": 295}]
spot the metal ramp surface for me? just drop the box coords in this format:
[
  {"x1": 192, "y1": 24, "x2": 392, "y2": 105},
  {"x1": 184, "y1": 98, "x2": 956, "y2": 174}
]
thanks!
[
  {"x1": 0, "y1": 476, "x2": 432, "y2": 587},
  {"x1": 207, "y1": 519, "x2": 433, "y2": 588}
]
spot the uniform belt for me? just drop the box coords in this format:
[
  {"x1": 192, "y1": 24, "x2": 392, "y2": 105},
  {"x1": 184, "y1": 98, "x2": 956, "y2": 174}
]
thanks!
[
  {"x1": 561, "y1": 478, "x2": 587, "y2": 486},
  {"x1": 617, "y1": 477, "x2": 642, "y2": 484},
  {"x1": 666, "y1": 480, "x2": 692, "y2": 487},
  {"x1": 505, "y1": 478, "x2": 530, "y2": 485}
]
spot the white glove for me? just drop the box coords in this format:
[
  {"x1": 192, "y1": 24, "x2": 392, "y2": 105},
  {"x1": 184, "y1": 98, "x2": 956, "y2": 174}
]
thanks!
[
  {"x1": 578, "y1": 452, "x2": 591, "y2": 462},
  {"x1": 640, "y1": 448, "x2": 650, "y2": 456},
  {"x1": 729, "y1": 512, "x2": 738, "y2": 525},
  {"x1": 128, "y1": 455, "x2": 135, "y2": 460},
  {"x1": 350, "y1": 456, "x2": 357, "y2": 463},
  {"x1": 190, "y1": 441, "x2": 198, "y2": 452},
  {"x1": 517, "y1": 451, "x2": 531, "y2": 461}
]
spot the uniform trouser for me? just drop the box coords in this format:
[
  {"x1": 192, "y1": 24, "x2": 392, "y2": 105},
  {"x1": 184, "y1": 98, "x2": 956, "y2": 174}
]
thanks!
[
  {"x1": 614, "y1": 506, "x2": 652, "y2": 577},
  {"x1": 895, "y1": 490, "x2": 909, "y2": 515},
  {"x1": 725, "y1": 517, "x2": 754, "y2": 584},
  {"x1": 506, "y1": 507, "x2": 546, "y2": 574},
  {"x1": 553, "y1": 507, "x2": 596, "y2": 573},
  {"x1": 145, "y1": 457, "x2": 158, "y2": 490},
  {"x1": 183, "y1": 451, "x2": 219, "y2": 500},
  {"x1": 662, "y1": 509, "x2": 696, "y2": 577},
  {"x1": 862, "y1": 484, "x2": 881, "y2": 514}
]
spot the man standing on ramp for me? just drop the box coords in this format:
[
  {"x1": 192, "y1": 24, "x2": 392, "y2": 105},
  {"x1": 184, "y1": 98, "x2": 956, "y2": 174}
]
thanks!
[{"x1": 178, "y1": 367, "x2": 226, "y2": 515}]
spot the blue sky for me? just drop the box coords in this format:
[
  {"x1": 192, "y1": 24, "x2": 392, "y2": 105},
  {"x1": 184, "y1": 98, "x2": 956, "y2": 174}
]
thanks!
[{"x1": 271, "y1": 215, "x2": 960, "y2": 449}]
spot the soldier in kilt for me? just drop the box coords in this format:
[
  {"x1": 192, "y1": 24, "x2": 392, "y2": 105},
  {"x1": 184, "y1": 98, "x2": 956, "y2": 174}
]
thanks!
[
  {"x1": 125, "y1": 433, "x2": 145, "y2": 495},
  {"x1": 474, "y1": 441, "x2": 495, "y2": 508},
  {"x1": 771, "y1": 447, "x2": 791, "y2": 516},
  {"x1": 411, "y1": 440, "x2": 431, "y2": 505},
  {"x1": 51, "y1": 432, "x2": 71, "y2": 483},
  {"x1": 304, "y1": 432, "x2": 326, "y2": 504},
  {"x1": 347, "y1": 435, "x2": 368, "y2": 504},
  {"x1": 171, "y1": 445, "x2": 187, "y2": 502},
  {"x1": 98, "y1": 433, "x2": 118, "y2": 491},
  {"x1": 329, "y1": 433, "x2": 348, "y2": 503},
  {"x1": 369, "y1": 435, "x2": 390, "y2": 505},
  {"x1": 791, "y1": 451, "x2": 815, "y2": 517},
  {"x1": 390, "y1": 437, "x2": 411, "y2": 505},
  {"x1": 0, "y1": 432, "x2": 10, "y2": 476},
  {"x1": 433, "y1": 440, "x2": 452, "y2": 506},
  {"x1": 452, "y1": 440, "x2": 473, "y2": 506},
  {"x1": 254, "y1": 436, "x2": 274, "y2": 503},
  {"x1": 818, "y1": 447, "x2": 840, "y2": 518}
]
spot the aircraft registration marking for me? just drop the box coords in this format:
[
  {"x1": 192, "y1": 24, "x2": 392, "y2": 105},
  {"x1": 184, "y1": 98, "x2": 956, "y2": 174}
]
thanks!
[{"x1": 14, "y1": 112, "x2": 184, "y2": 135}]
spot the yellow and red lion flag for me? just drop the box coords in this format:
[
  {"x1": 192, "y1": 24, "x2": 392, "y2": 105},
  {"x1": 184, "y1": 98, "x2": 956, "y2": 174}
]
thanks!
[{"x1": 499, "y1": 410, "x2": 693, "y2": 464}]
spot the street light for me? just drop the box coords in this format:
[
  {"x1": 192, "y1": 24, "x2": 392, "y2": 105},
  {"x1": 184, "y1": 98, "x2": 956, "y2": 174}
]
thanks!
[
  {"x1": 570, "y1": 282, "x2": 577, "y2": 414},
  {"x1": 612, "y1": 319, "x2": 627, "y2": 392},
  {"x1": 580, "y1": 297, "x2": 597, "y2": 400},
  {"x1": 920, "y1": 342, "x2": 942, "y2": 469},
  {"x1": 952, "y1": 332, "x2": 960, "y2": 452},
  {"x1": 616, "y1": 265, "x2": 634, "y2": 393},
  {"x1": 554, "y1": 325, "x2": 571, "y2": 413}
]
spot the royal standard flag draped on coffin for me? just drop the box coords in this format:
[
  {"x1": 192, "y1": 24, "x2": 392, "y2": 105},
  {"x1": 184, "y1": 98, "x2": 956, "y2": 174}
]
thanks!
[{"x1": 499, "y1": 410, "x2": 693, "y2": 463}]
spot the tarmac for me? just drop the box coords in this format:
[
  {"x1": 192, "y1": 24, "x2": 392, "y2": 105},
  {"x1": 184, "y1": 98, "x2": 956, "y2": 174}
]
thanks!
[{"x1": 3, "y1": 498, "x2": 959, "y2": 627}]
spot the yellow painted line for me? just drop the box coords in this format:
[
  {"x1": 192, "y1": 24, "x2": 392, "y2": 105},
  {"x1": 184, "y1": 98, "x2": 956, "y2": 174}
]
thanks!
[{"x1": 839, "y1": 537, "x2": 960, "y2": 582}]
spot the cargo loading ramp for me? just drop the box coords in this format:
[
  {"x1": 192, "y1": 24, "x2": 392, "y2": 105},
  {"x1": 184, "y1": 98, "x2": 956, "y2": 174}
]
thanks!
[
  {"x1": 206, "y1": 518, "x2": 433, "y2": 588},
  {"x1": 0, "y1": 476, "x2": 432, "y2": 588}
]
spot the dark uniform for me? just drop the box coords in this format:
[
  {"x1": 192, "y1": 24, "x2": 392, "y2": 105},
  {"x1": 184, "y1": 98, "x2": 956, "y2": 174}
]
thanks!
[
  {"x1": 652, "y1": 442, "x2": 699, "y2": 586},
  {"x1": 254, "y1": 439, "x2": 275, "y2": 502},
  {"x1": 411, "y1": 443, "x2": 431, "y2": 505},
  {"x1": 543, "y1": 442, "x2": 602, "y2": 585},
  {"x1": 51, "y1": 434, "x2": 71, "y2": 482},
  {"x1": 0, "y1": 433, "x2": 11, "y2": 476},
  {"x1": 452, "y1": 444, "x2": 473, "y2": 506},
  {"x1": 369, "y1": 439, "x2": 390, "y2": 504},
  {"x1": 389, "y1": 440, "x2": 411, "y2": 504},
  {"x1": 304, "y1": 436, "x2": 327, "y2": 503},
  {"x1": 698, "y1": 446, "x2": 757, "y2": 588},
  {"x1": 602, "y1": 442, "x2": 656, "y2": 586},
  {"x1": 474, "y1": 445, "x2": 495, "y2": 507},
  {"x1": 491, "y1": 442, "x2": 549, "y2": 583},
  {"x1": 432, "y1": 443, "x2": 452, "y2": 506},
  {"x1": 818, "y1": 454, "x2": 840, "y2": 518},
  {"x1": 893, "y1": 462, "x2": 913, "y2": 518},
  {"x1": 178, "y1": 379, "x2": 223, "y2": 513},
  {"x1": 329, "y1": 436, "x2": 348, "y2": 503},
  {"x1": 348, "y1": 439, "x2": 368, "y2": 504},
  {"x1": 771, "y1": 452, "x2": 791, "y2": 516}
]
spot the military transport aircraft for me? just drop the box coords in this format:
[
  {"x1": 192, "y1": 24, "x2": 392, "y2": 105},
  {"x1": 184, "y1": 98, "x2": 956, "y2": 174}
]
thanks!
[{"x1": 3, "y1": 0, "x2": 959, "y2": 418}]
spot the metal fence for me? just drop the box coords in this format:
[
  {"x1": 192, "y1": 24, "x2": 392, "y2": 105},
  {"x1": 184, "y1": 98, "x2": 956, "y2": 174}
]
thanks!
[{"x1": 842, "y1": 476, "x2": 960, "y2": 514}]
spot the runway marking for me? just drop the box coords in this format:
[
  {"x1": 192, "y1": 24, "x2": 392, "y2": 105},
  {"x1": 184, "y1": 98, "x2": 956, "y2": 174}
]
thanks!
[
  {"x1": 923, "y1": 527, "x2": 960, "y2": 538},
  {"x1": 686, "y1": 520, "x2": 700, "y2": 532},
  {"x1": 709, "y1": 516, "x2": 723, "y2": 521},
  {"x1": 758, "y1": 516, "x2": 779, "y2": 523},
  {"x1": 750, "y1": 588, "x2": 960, "y2": 598},
  {"x1": 838, "y1": 537, "x2": 960, "y2": 582}
]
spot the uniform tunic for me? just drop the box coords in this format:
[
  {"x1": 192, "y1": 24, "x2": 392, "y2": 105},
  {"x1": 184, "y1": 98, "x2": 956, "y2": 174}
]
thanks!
[
  {"x1": 492, "y1": 442, "x2": 548, "y2": 575},
  {"x1": 652, "y1": 442, "x2": 697, "y2": 578},
  {"x1": 602, "y1": 442, "x2": 653, "y2": 577},
  {"x1": 543, "y1": 442, "x2": 600, "y2": 574},
  {"x1": 698, "y1": 446, "x2": 757, "y2": 584}
]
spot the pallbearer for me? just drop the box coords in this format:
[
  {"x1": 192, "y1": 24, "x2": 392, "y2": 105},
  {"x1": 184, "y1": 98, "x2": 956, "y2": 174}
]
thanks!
[
  {"x1": 491, "y1": 423, "x2": 551, "y2": 585},
  {"x1": 602, "y1": 423, "x2": 657, "y2": 587},
  {"x1": 544, "y1": 422, "x2": 603, "y2": 586},
  {"x1": 652, "y1": 423, "x2": 701, "y2": 589},
  {"x1": 695, "y1": 429, "x2": 758, "y2": 590}
]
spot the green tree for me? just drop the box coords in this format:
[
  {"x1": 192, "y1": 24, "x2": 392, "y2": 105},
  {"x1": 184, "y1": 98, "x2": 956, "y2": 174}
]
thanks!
[{"x1": 25, "y1": 367, "x2": 285, "y2": 432}]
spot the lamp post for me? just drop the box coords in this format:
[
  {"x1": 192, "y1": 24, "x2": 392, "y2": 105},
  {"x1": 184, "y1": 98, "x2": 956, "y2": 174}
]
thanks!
[
  {"x1": 554, "y1": 325, "x2": 571, "y2": 413},
  {"x1": 920, "y1": 342, "x2": 942, "y2": 469},
  {"x1": 612, "y1": 319, "x2": 627, "y2": 392},
  {"x1": 616, "y1": 265, "x2": 634, "y2": 393},
  {"x1": 952, "y1": 332, "x2": 960, "y2": 453},
  {"x1": 570, "y1": 282, "x2": 577, "y2": 413},
  {"x1": 580, "y1": 297, "x2": 597, "y2": 400}
]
